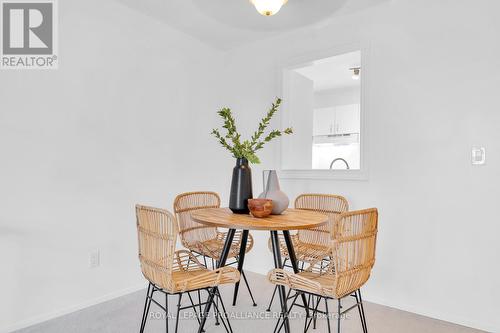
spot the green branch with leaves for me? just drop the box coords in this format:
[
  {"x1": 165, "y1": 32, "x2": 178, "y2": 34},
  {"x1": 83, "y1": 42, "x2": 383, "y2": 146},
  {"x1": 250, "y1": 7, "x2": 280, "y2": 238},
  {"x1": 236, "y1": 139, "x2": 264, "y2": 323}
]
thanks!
[{"x1": 211, "y1": 98, "x2": 293, "y2": 164}]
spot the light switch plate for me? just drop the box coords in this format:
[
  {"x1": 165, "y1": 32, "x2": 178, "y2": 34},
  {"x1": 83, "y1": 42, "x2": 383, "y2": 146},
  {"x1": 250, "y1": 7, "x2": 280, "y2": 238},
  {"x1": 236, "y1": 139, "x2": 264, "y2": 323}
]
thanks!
[
  {"x1": 89, "y1": 249, "x2": 100, "y2": 268},
  {"x1": 471, "y1": 147, "x2": 486, "y2": 165}
]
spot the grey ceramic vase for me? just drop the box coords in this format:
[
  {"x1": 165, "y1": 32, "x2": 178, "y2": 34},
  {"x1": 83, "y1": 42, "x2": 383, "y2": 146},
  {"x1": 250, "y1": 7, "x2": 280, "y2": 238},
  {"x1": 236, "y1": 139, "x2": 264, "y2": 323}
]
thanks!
[{"x1": 258, "y1": 170, "x2": 289, "y2": 215}]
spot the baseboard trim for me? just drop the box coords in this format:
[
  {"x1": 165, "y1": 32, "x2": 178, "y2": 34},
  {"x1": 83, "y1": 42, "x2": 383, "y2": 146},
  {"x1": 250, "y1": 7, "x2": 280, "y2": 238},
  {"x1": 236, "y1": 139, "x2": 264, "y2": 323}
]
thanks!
[
  {"x1": 358, "y1": 293, "x2": 496, "y2": 333},
  {"x1": 2, "y1": 273, "x2": 497, "y2": 333},
  {"x1": 1, "y1": 283, "x2": 147, "y2": 333},
  {"x1": 243, "y1": 269, "x2": 496, "y2": 332}
]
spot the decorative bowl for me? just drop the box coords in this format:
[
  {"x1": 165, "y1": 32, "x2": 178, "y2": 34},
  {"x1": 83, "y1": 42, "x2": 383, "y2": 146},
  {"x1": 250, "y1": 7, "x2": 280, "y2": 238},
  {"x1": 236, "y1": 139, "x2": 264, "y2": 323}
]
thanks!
[{"x1": 248, "y1": 199, "x2": 273, "y2": 218}]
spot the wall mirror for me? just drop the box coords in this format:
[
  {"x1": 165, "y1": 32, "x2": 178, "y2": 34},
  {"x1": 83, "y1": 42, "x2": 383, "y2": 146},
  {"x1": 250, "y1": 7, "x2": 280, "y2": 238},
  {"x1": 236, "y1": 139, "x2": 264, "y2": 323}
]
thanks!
[{"x1": 280, "y1": 48, "x2": 367, "y2": 179}]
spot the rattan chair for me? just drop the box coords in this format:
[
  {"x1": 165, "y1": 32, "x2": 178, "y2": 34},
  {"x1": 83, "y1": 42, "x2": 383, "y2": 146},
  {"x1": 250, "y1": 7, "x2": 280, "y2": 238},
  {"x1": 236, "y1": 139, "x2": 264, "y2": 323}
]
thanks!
[
  {"x1": 136, "y1": 204, "x2": 240, "y2": 333},
  {"x1": 268, "y1": 208, "x2": 378, "y2": 333},
  {"x1": 266, "y1": 194, "x2": 349, "y2": 311},
  {"x1": 173, "y1": 191, "x2": 257, "y2": 306}
]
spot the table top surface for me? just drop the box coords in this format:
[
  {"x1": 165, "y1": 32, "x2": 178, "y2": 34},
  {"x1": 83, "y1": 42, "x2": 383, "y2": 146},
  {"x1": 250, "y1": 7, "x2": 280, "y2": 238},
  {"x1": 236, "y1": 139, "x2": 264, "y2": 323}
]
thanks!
[{"x1": 191, "y1": 208, "x2": 328, "y2": 231}]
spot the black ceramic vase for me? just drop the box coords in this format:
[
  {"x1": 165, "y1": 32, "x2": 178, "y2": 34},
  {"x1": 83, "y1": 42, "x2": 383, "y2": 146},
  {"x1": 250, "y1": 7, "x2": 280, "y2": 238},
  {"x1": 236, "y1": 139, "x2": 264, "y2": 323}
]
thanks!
[{"x1": 229, "y1": 158, "x2": 253, "y2": 214}]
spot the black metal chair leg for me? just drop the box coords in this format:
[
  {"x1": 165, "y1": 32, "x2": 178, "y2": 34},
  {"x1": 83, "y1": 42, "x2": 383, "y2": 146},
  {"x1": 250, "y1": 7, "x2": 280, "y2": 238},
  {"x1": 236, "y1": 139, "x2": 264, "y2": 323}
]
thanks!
[
  {"x1": 141, "y1": 286, "x2": 155, "y2": 333},
  {"x1": 174, "y1": 294, "x2": 182, "y2": 333},
  {"x1": 197, "y1": 229, "x2": 236, "y2": 333},
  {"x1": 266, "y1": 258, "x2": 287, "y2": 312},
  {"x1": 214, "y1": 305, "x2": 220, "y2": 326},
  {"x1": 241, "y1": 270, "x2": 257, "y2": 306},
  {"x1": 274, "y1": 293, "x2": 299, "y2": 333},
  {"x1": 215, "y1": 291, "x2": 221, "y2": 325},
  {"x1": 214, "y1": 308, "x2": 220, "y2": 325},
  {"x1": 337, "y1": 299, "x2": 341, "y2": 333},
  {"x1": 165, "y1": 292, "x2": 169, "y2": 333},
  {"x1": 198, "y1": 290, "x2": 202, "y2": 318},
  {"x1": 213, "y1": 302, "x2": 230, "y2": 333},
  {"x1": 140, "y1": 284, "x2": 153, "y2": 333},
  {"x1": 358, "y1": 290, "x2": 368, "y2": 333},
  {"x1": 187, "y1": 292, "x2": 202, "y2": 326},
  {"x1": 313, "y1": 296, "x2": 319, "y2": 329},
  {"x1": 282, "y1": 231, "x2": 309, "y2": 319},
  {"x1": 233, "y1": 230, "x2": 249, "y2": 306},
  {"x1": 266, "y1": 285, "x2": 278, "y2": 312},
  {"x1": 353, "y1": 291, "x2": 364, "y2": 333},
  {"x1": 214, "y1": 260, "x2": 221, "y2": 325},
  {"x1": 304, "y1": 294, "x2": 311, "y2": 333},
  {"x1": 304, "y1": 295, "x2": 321, "y2": 333},
  {"x1": 271, "y1": 231, "x2": 291, "y2": 333},
  {"x1": 215, "y1": 289, "x2": 234, "y2": 333},
  {"x1": 200, "y1": 288, "x2": 218, "y2": 332},
  {"x1": 325, "y1": 298, "x2": 331, "y2": 333}
]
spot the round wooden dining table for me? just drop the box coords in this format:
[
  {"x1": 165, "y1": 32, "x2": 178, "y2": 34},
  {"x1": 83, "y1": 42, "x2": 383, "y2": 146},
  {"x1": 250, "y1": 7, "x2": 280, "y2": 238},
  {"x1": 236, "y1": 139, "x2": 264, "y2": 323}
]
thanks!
[{"x1": 191, "y1": 207, "x2": 329, "y2": 333}]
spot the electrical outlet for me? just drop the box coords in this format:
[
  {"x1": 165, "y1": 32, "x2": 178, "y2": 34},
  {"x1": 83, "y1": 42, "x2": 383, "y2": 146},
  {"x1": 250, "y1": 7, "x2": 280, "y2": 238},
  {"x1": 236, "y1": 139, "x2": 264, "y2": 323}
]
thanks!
[
  {"x1": 471, "y1": 147, "x2": 486, "y2": 165},
  {"x1": 89, "y1": 249, "x2": 100, "y2": 268}
]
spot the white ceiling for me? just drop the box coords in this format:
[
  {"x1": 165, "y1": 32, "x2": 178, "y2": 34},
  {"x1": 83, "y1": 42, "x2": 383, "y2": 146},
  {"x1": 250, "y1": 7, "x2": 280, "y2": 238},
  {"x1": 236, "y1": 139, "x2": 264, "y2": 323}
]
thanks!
[
  {"x1": 115, "y1": 0, "x2": 389, "y2": 50},
  {"x1": 191, "y1": 0, "x2": 347, "y2": 32},
  {"x1": 294, "y1": 51, "x2": 361, "y2": 91}
]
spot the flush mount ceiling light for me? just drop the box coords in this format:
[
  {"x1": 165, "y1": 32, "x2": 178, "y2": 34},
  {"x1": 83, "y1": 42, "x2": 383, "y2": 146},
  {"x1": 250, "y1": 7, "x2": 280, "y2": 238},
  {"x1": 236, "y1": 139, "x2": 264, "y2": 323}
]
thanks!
[
  {"x1": 250, "y1": 0, "x2": 288, "y2": 16},
  {"x1": 350, "y1": 67, "x2": 361, "y2": 80}
]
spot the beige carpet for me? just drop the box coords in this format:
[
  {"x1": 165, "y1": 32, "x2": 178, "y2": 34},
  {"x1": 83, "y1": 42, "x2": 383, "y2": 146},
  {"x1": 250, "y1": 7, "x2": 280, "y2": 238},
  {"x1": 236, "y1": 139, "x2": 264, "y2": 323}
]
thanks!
[{"x1": 15, "y1": 272, "x2": 484, "y2": 333}]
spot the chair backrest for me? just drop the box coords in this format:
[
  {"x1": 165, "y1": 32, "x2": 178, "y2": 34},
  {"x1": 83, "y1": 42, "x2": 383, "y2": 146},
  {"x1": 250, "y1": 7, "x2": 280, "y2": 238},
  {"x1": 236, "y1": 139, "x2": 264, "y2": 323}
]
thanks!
[
  {"x1": 136, "y1": 205, "x2": 177, "y2": 290},
  {"x1": 295, "y1": 194, "x2": 349, "y2": 247},
  {"x1": 173, "y1": 192, "x2": 220, "y2": 248},
  {"x1": 331, "y1": 208, "x2": 378, "y2": 298}
]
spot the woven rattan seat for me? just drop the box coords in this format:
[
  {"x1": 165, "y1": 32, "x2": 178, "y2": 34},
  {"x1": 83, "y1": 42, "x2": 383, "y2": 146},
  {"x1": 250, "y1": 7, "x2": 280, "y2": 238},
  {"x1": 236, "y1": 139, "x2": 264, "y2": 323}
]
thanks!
[
  {"x1": 267, "y1": 208, "x2": 378, "y2": 333},
  {"x1": 174, "y1": 192, "x2": 254, "y2": 260},
  {"x1": 269, "y1": 194, "x2": 349, "y2": 264},
  {"x1": 136, "y1": 204, "x2": 240, "y2": 293}
]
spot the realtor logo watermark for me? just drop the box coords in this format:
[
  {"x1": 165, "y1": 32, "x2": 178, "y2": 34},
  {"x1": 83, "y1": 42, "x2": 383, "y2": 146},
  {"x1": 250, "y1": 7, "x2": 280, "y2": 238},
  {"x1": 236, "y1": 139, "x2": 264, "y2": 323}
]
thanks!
[{"x1": 1, "y1": 0, "x2": 58, "y2": 69}]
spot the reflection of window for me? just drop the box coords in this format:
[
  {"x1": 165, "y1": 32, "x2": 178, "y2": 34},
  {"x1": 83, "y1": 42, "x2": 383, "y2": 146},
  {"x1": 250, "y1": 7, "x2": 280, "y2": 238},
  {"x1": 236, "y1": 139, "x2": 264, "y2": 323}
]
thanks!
[{"x1": 281, "y1": 50, "x2": 362, "y2": 171}]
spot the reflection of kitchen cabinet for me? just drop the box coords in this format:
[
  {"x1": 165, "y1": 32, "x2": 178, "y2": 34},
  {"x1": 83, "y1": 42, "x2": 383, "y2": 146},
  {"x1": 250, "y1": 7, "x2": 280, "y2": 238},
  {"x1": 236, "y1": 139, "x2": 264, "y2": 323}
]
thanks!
[
  {"x1": 313, "y1": 107, "x2": 335, "y2": 136},
  {"x1": 313, "y1": 104, "x2": 360, "y2": 136},
  {"x1": 335, "y1": 104, "x2": 360, "y2": 134}
]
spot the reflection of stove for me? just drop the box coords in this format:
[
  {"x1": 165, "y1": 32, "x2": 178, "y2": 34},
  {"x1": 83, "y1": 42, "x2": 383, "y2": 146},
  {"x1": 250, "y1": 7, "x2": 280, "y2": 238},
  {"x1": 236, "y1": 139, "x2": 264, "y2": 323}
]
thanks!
[{"x1": 329, "y1": 158, "x2": 350, "y2": 170}]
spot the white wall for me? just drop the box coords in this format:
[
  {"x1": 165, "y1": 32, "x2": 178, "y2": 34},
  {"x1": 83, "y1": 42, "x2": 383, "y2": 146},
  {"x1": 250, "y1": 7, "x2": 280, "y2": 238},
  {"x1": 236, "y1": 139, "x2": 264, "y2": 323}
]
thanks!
[
  {"x1": 222, "y1": 1, "x2": 500, "y2": 332},
  {"x1": 282, "y1": 70, "x2": 313, "y2": 169},
  {"x1": 314, "y1": 86, "x2": 359, "y2": 109},
  {"x1": 0, "y1": 0, "x2": 232, "y2": 331}
]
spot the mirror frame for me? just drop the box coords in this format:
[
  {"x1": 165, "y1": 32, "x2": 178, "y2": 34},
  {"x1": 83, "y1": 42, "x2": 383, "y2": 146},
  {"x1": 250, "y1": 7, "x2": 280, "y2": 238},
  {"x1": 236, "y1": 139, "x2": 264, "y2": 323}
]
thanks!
[{"x1": 277, "y1": 42, "x2": 370, "y2": 180}]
